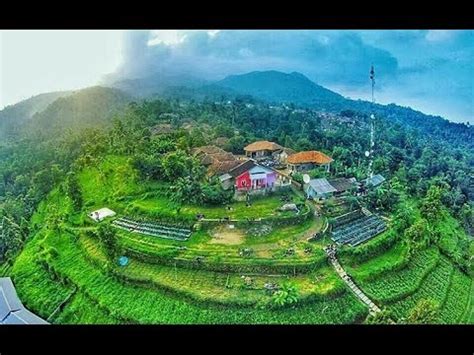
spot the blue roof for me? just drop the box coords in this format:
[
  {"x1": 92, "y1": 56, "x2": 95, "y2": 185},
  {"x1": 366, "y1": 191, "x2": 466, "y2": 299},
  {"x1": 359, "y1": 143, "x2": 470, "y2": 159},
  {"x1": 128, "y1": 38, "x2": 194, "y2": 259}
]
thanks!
[
  {"x1": 307, "y1": 178, "x2": 337, "y2": 194},
  {"x1": 0, "y1": 277, "x2": 48, "y2": 325},
  {"x1": 366, "y1": 174, "x2": 386, "y2": 187}
]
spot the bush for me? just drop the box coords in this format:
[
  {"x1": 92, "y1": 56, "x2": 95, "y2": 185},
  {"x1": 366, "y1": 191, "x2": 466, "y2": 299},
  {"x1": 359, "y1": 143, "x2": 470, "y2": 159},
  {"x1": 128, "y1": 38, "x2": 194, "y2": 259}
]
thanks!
[{"x1": 339, "y1": 229, "x2": 399, "y2": 264}]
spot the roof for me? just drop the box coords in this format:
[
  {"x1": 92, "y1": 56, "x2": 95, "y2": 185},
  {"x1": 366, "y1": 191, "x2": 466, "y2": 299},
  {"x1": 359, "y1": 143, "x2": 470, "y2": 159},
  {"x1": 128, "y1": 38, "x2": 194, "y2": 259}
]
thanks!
[
  {"x1": 307, "y1": 178, "x2": 337, "y2": 194},
  {"x1": 327, "y1": 178, "x2": 356, "y2": 192},
  {"x1": 208, "y1": 160, "x2": 242, "y2": 176},
  {"x1": 89, "y1": 208, "x2": 116, "y2": 222},
  {"x1": 0, "y1": 277, "x2": 48, "y2": 325},
  {"x1": 193, "y1": 146, "x2": 237, "y2": 167},
  {"x1": 219, "y1": 173, "x2": 232, "y2": 182},
  {"x1": 192, "y1": 145, "x2": 225, "y2": 155},
  {"x1": 150, "y1": 123, "x2": 174, "y2": 135},
  {"x1": 244, "y1": 141, "x2": 283, "y2": 152},
  {"x1": 366, "y1": 174, "x2": 386, "y2": 187},
  {"x1": 287, "y1": 151, "x2": 333, "y2": 165},
  {"x1": 0, "y1": 278, "x2": 22, "y2": 321},
  {"x1": 228, "y1": 160, "x2": 257, "y2": 178}
]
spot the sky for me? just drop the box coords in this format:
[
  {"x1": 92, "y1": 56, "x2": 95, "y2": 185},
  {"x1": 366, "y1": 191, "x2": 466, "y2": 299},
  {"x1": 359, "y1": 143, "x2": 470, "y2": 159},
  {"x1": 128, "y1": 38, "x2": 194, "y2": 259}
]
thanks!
[{"x1": 1, "y1": 30, "x2": 472, "y2": 124}]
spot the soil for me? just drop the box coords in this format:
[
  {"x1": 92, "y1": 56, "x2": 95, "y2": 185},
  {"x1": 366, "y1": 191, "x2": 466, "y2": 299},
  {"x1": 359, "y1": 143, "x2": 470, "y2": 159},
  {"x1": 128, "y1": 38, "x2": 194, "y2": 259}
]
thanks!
[{"x1": 209, "y1": 225, "x2": 245, "y2": 245}]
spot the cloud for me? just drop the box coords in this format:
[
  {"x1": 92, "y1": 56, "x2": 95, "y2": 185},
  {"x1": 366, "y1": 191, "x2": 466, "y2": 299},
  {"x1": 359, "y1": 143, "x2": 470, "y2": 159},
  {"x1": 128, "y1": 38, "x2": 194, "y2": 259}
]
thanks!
[
  {"x1": 112, "y1": 30, "x2": 473, "y2": 123},
  {"x1": 115, "y1": 30, "x2": 399, "y2": 86}
]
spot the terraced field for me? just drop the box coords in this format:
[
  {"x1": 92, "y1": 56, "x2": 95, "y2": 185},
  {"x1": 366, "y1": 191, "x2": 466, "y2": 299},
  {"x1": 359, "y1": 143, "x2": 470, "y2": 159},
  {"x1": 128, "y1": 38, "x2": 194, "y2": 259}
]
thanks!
[
  {"x1": 11, "y1": 228, "x2": 368, "y2": 324},
  {"x1": 343, "y1": 242, "x2": 471, "y2": 323}
]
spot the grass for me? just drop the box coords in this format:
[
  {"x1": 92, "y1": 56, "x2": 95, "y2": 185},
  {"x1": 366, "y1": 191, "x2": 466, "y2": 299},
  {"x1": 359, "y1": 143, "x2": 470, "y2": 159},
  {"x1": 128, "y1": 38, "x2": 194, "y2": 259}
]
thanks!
[
  {"x1": 9, "y1": 171, "x2": 368, "y2": 324},
  {"x1": 342, "y1": 242, "x2": 408, "y2": 282},
  {"x1": 79, "y1": 231, "x2": 342, "y2": 305},
  {"x1": 54, "y1": 292, "x2": 122, "y2": 324},
  {"x1": 9, "y1": 154, "x2": 471, "y2": 324}
]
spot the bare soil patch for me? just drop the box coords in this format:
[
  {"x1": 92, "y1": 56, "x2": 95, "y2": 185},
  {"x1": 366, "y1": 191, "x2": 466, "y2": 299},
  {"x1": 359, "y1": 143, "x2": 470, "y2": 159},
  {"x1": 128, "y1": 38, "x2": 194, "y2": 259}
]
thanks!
[{"x1": 209, "y1": 225, "x2": 245, "y2": 245}]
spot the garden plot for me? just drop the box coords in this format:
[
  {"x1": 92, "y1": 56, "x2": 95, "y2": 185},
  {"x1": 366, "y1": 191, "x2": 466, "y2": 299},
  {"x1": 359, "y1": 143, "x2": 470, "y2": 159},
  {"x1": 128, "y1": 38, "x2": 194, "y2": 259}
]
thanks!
[
  {"x1": 112, "y1": 217, "x2": 192, "y2": 241},
  {"x1": 331, "y1": 210, "x2": 386, "y2": 246},
  {"x1": 209, "y1": 225, "x2": 245, "y2": 245}
]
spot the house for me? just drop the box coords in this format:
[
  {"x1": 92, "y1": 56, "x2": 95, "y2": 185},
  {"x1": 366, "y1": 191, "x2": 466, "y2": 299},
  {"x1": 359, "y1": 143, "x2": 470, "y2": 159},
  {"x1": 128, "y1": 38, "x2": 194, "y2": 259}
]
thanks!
[
  {"x1": 192, "y1": 145, "x2": 242, "y2": 179},
  {"x1": 287, "y1": 150, "x2": 333, "y2": 172},
  {"x1": 0, "y1": 277, "x2": 48, "y2": 324},
  {"x1": 218, "y1": 160, "x2": 292, "y2": 195},
  {"x1": 193, "y1": 145, "x2": 236, "y2": 167},
  {"x1": 150, "y1": 123, "x2": 175, "y2": 136},
  {"x1": 272, "y1": 147, "x2": 296, "y2": 165},
  {"x1": 364, "y1": 174, "x2": 386, "y2": 187},
  {"x1": 305, "y1": 177, "x2": 357, "y2": 200},
  {"x1": 244, "y1": 141, "x2": 283, "y2": 159},
  {"x1": 305, "y1": 178, "x2": 337, "y2": 200}
]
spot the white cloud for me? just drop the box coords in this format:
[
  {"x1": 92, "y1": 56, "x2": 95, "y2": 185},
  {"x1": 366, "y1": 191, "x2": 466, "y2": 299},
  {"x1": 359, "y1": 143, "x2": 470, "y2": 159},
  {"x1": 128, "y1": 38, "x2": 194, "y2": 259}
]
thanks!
[
  {"x1": 425, "y1": 30, "x2": 455, "y2": 42},
  {"x1": 148, "y1": 30, "x2": 188, "y2": 46}
]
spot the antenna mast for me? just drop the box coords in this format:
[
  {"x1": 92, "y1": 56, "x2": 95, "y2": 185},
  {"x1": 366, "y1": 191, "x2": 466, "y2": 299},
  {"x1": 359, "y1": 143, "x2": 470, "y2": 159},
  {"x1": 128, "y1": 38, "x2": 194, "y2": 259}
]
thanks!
[{"x1": 367, "y1": 65, "x2": 376, "y2": 179}]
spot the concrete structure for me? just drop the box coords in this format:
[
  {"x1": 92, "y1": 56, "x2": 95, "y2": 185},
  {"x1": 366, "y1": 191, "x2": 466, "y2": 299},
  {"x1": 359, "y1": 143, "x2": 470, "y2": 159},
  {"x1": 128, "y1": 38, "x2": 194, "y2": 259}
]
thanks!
[{"x1": 88, "y1": 208, "x2": 116, "y2": 222}]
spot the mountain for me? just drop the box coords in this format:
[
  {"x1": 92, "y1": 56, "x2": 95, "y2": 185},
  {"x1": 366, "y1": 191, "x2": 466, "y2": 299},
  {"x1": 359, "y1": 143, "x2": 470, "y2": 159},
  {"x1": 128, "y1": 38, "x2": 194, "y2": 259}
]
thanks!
[
  {"x1": 22, "y1": 86, "x2": 132, "y2": 138},
  {"x1": 216, "y1": 71, "x2": 345, "y2": 107},
  {"x1": 104, "y1": 72, "x2": 208, "y2": 98},
  {"x1": 211, "y1": 71, "x2": 472, "y2": 145},
  {"x1": 0, "y1": 91, "x2": 71, "y2": 139}
]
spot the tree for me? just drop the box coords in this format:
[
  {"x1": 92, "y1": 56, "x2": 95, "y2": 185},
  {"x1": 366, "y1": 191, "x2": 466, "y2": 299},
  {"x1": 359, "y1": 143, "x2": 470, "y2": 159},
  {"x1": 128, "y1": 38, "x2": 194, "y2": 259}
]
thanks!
[
  {"x1": 96, "y1": 224, "x2": 119, "y2": 260},
  {"x1": 65, "y1": 171, "x2": 83, "y2": 212},
  {"x1": 403, "y1": 219, "x2": 430, "y2": 258},
  {"x1": 406, "y1": 299, "x2": 439, "y2": 324},
  {"x1": 420, "y1": 185, "x2": 443, "y2": 222}
]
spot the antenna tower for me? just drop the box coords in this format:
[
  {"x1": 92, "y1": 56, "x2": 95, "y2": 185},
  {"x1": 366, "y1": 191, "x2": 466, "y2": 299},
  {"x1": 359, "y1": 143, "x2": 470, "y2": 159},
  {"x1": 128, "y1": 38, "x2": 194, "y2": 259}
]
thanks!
[{"x1": 368, "y1": 65, "x2": 376, "y2": 179}]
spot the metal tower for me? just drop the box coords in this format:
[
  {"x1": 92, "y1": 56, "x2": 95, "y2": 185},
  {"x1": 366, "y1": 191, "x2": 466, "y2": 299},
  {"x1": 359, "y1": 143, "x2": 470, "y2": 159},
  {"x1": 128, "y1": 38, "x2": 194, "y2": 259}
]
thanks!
[{"x1": 367, "y1": 65, "x2": 376, "y2": 179}]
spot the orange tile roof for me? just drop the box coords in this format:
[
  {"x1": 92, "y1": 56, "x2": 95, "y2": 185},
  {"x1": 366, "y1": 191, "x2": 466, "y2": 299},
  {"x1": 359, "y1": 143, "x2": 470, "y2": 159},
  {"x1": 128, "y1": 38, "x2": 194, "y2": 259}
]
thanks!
[
  {"x1": 244, "y1": 140, "x2": 283, "y2": 152},
  {"x1": 287, "y1": 150, "x2": 333, "y2": 165}
]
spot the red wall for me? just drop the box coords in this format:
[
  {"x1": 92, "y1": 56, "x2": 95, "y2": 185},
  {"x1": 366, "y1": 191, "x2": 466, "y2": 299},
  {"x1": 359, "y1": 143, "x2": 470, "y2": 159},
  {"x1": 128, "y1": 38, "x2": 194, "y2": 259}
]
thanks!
[{"x1": 235, "y1": 171, "x2": 251, "y2": 189}]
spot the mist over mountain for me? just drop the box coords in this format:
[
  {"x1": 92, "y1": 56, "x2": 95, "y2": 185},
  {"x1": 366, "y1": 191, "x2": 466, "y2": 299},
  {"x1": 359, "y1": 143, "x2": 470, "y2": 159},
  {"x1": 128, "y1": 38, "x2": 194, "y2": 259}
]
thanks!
[
  {"x1": 0, "y1": 91, "x2": 71, "y2": 139},
  {"x1": 0, "y1": 86, "x2": 132, "y2": 140}
]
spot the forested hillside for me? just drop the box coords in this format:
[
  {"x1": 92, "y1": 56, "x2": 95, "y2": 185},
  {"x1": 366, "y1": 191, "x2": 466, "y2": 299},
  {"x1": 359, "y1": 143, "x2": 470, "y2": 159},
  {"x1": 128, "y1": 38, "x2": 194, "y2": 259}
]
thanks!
[
  {"x1": 0, "y1": 91, "x2": 71, "y2": 139},
  {"x1": 22, "y1": 86, "x2": 131, "y2": 139}
]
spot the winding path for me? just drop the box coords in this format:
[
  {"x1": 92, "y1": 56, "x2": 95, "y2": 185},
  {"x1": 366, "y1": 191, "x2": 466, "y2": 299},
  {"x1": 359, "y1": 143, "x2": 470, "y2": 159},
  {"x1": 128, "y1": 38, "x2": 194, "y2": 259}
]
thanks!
[{"x1": 324, "y1": 246, "x2": 381, "y2": 315}]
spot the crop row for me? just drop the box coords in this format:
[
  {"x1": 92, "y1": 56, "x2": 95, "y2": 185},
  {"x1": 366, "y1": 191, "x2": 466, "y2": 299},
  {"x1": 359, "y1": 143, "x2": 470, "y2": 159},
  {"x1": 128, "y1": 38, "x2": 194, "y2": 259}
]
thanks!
[
  {"x1": 361, "y1": 247, "x2": 440, "y2": 303},
  {"x1": 437, "y1": 268, "x2": 471, "y2": 324},
  {"x1": 388, "y1": 256, "x2": 453, "y2": 321}
]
